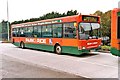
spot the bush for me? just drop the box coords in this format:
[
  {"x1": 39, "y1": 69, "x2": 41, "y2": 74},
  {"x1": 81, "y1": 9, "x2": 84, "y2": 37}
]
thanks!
[{"x1": 101, "y1": 45, "x2": 111, "y2": 51}]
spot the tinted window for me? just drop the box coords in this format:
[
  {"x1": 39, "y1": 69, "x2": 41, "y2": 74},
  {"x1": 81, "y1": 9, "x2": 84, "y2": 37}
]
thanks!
[
  {"x1": 63, "y1": 23, "x2": 77, "y2": 38},
  {"x1": 46, "y1": 25, "x2": 53, "y2": 37},
  {"x1": 26, "y1": 27, "x2": 33, "y2": 37},
  {"x1": 33, "y1": 26, "x2": 38, "y2": 38},
  {"x1": 19, "y1": 27, "x2": 27, "y2": 37},
  {"x1": 38, "y1": 26, "x2": 42, "y2": 38},
  {"x1": 12, "y1": 28, "x2": 19, "y2": 37},
  {"x1": 53, "y1": 24, "x2": 62, "y2": 38},
  {"x1": 42, "y1": 25, "x2": 52, "y2": 38}
]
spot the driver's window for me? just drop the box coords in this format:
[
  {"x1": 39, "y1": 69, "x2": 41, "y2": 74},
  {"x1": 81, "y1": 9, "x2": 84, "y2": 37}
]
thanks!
[
  {"x1": 79, "y1": 25, "x2": 84, "y2": 34},
  {"x1": 79, "y1": 24, "x2": 89, "y2": 40}
]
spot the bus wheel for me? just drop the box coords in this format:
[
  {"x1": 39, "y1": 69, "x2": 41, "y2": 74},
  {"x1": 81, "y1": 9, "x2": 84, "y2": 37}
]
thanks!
[
  {"x1": 55, "y1": 45, "x2": 62, "y2": 54},
  {"x1": 20, "y1": 42, "x2": 25, "y2": 49}
]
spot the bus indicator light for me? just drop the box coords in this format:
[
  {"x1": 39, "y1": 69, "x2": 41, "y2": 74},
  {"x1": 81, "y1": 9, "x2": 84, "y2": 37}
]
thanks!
[{"x1": 74, "y1": 23, "x2": 77, "y2": 27}]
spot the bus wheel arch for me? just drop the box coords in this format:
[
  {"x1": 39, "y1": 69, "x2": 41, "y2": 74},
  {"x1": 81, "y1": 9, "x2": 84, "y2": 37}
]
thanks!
[
  {"x1": 12, "y1": 39, "x2": 15, "y2": 43},
  {"x1": 20, "y1": 41, "x2": 25, "y2": 49},
  {"x1": 54, "y1": 43, "x2": 62, "y2": 54}
]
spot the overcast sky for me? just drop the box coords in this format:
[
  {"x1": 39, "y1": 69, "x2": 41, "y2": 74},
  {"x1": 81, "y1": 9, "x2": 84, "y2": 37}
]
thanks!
[{"x1": 0, "y1": 0, "x2": 119, "y2": 22}]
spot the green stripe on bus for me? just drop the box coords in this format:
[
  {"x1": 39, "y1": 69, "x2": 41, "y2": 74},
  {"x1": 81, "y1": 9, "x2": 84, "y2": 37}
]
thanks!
[
  {"x1": 13, "y1": 42, "x2": 89, "y2": 55},
  {"x1": 13, "y1": 42, "x2": 20, "y2": 46},
  {"x1": 110, "y1": 47, "x2": 120, "y2": 56},
  {"x1": 118, "y1": 12, "x2": 120, "y2": 16},
  {"x1": 13, "y1": 42, "x2": 54, "y2": 51},
  {"x1": 62, "y1": 46, "x2": 89, "y2": 55},
  {"x1": 25, "y1": 43, "x2": 54, "y2": 52}
]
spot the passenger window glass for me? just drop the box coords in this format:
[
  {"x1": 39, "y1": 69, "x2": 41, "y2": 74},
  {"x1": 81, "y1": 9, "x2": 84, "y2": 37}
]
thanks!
[
  {"x1": 23, "y1": 27, "x2": 27, "y2": 37},
  {"x1": 37, "y1": 26, "x2": 42, "y2": 38},
  {"x1": 63, "y1": 23, "x2": 77, "y2": 38},
  {"x1": 53, "y1": 24, "x2": 62, "y2": 38},
  {"x1": 26, "y1": 27, "x2": 33, "y2": 37},
  {"x1": 12, "y1": 28, "x2": 19, "y2": 37},
  {"x1": 33, "y1": 26, "x2": 38, "y2": 38},
  {"x1": 20, "y1": 28, "x2": 26, "y2": 37},
  {"x1": 42, "y1": 25, "x2": 52, "y2": 38},
  {"x1": 42, "y1": 26, "x2": 46, "y2": 38}
]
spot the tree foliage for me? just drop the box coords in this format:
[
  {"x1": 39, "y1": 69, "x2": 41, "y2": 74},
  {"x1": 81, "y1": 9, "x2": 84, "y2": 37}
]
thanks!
[
  {"x1": 94, "y1": 10, "x2": 111, "y2": 38},
  {"x1": 11, "y1": 10, "x2": 78, "y2": 24}
]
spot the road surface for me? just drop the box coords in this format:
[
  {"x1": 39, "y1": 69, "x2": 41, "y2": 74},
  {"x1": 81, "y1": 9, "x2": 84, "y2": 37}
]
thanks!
[
  {"x1": 0, "y1": 43, "x2": 118, "y2": 79},
  {"x1": 1, "y1": 55, "x2": 83, "y2": 78}
]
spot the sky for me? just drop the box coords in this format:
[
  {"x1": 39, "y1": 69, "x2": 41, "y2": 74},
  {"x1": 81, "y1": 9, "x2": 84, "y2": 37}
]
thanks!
[{"x1": 0, "y1": 0, "x2": 119, "y2": 22}]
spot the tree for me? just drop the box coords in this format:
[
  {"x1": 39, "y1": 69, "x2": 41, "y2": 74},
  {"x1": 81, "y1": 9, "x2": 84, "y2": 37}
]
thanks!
[
  {"x1": 94, "y1": 10, "x2": 103, "y2": 16},
  {"x1": 94, "y1": 10, "x2": 111, "y2": 38},
  {"x1": 11, "y1": 10, "x2": 78, "y2": 24},
  {"x1": 67, "y1": 10, "x2": 78, "y2": 16}
]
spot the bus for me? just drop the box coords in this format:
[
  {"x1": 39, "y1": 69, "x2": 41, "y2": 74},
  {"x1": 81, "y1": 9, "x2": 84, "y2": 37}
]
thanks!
[
  {"x1": 111, "y1": 8, "x2": 120, "y2": 56},
  {"x1": 11, "y1": 14, "x2": 101, "y2": 55}
]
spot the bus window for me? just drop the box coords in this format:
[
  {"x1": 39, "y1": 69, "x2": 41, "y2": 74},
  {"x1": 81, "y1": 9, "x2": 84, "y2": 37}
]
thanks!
[
  {"x1": 33, "y1": 26, "x2": 38, "y2": 38},
  {"x1": 26, "y1": 27, "x2": 33, "y2": 37},
  {"x1": 37, "y1": 26, "x2": 42, "y2": 38},
  {"x1": 79, "y1": 23, "x2": 100, "y2": 40},
  {"x1": 23, "y1": 27, "x2": 27, "y2": 37},
  {"x1": 42, "y1": 26, "x2": 46, "y2": 38},
  {"x1": 53, "y1": 24, "x2": 62, "y2": 38},
  {"x1": 91, "y1": 23, "x2": 100, "y2": 37},
  {"x1": 118, "y1": 16, "x2": 120, "y2": 39},
  {"x1": 46, "y1": 25, "x2": 53, "y2": 38},
  {"x1": 63, "y1": 23, "x2": 77, "y2": 38},
  {"x1": 42, "y1": 25, "x2": 52, "y2": 38},
  {"x1": 19, "y1": 27, "x2": 27, "y2": 37},
  {"x1": 12, "y1": 28, "x2": 19, "y2": 37}
]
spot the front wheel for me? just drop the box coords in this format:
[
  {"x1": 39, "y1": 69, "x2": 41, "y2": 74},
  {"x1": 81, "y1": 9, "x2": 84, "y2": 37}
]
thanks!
[{"x1": 55, "y1": 45, "x2": 62, "y2": 54}]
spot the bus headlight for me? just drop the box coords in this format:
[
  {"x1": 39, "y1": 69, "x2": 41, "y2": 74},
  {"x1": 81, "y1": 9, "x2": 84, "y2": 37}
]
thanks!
[
  {"x1": 99, "y1": 45, "x2": 101, "y2": 47},
  {"x1": 82, "y1": 47, "x2": 86, "y2": 49}
]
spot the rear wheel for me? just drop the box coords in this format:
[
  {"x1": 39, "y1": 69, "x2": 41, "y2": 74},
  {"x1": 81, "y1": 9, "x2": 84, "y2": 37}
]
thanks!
[
  {"x1": 20, "y1": 42, "x2": 25, "y2": 49},
  {"x1": 55, "y1": 45, "x2": 62, "y2": 54}
]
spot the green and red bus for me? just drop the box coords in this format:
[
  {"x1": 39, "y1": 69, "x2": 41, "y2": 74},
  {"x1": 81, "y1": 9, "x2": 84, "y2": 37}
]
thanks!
[
  {"x1": 11, "y1": 14, "x2": 101, "y2": 55},
  {"x1": 111, "y1": 8, "x2": 120, "y2": 56}
]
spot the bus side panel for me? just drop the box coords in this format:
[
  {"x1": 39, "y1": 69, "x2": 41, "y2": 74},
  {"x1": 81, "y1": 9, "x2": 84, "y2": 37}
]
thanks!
[
  {"x1": 12, "y1": 37, "x2": 20, "y2": 46},
  {"x1": 25, "y1": 43, "x2": 54, "y2": 52},
  {"x1": 60, "y1": 39, "x2": 81, "y2": 55},
  {"x1": 24, "y1": 38, "x2": 54, "y2": 51},
  {"x1": 111, "y1": 9, "x2": 120, "y2": 56}
]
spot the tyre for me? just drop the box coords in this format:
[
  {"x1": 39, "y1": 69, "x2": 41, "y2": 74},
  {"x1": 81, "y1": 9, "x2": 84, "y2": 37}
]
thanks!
[{"x1": 55, "y1": 45, "x2": 62, "y2": 54}]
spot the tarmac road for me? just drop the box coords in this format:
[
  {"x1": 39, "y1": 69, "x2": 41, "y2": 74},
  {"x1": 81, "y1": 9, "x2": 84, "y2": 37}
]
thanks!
[
  {"x1": 1, "y1": 55, "x2": 84, "y2": 78},
  {"x1": 0, "y1": 43, "x2": 118, "y2": 79}
]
